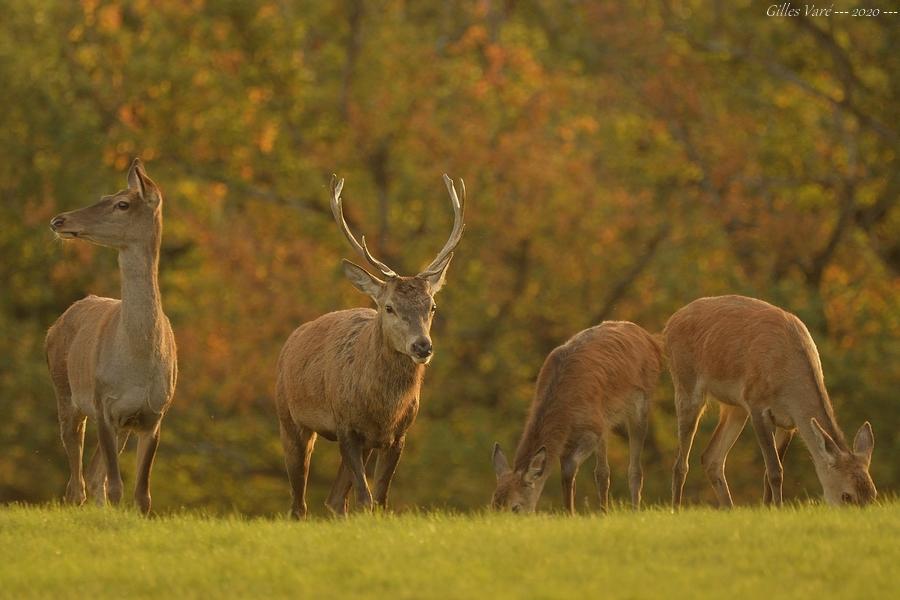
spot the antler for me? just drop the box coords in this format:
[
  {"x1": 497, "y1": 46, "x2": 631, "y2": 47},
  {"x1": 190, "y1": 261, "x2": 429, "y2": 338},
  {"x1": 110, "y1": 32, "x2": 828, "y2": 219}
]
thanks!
[
  {"x1": 330, "y1": 174, "x2": 398, "y2": 279},
  {"x1": 419, "y1": 174, "x2": 467, "y2": 277}
]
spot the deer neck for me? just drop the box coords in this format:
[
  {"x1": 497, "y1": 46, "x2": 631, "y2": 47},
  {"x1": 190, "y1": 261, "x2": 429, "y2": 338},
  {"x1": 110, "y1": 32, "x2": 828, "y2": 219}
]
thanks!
[
  {"x1": 117, "y1": 226, "x2": 164, "y2": 357},
  {"x1": 512, "y1": 410, "x2": 566, "y2": 474},
  {"x1": 362, "y1": 317, "x2": 424, "y2": 394}
]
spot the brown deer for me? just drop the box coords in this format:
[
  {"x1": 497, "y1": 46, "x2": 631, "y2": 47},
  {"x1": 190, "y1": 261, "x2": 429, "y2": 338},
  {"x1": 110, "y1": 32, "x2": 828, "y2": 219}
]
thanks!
[
  {"x1": 492, "y1": 321, "x2": 663, "y2": 514},
  {"x1": 665, "y1": 295, "x2": 876, "y2": 508},
  {"x1": 45, "y1": 159, "x2": 177, "y2": 515},
  {"x1": 275, "y1": 174, "x2": 465, "y2": 517}
]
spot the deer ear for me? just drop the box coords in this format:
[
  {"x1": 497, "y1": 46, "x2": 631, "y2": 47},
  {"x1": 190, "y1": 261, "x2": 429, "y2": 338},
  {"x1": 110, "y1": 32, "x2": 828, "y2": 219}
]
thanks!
[
  {"x1": 127, "y1": 158, "x2": 161, "y2": 207},
  {"x1": 853, "y1": 422, "x2": 874, "y2": 465},
  {"x1": 421, "y1": 253, "x2": 453, "y2": 294},
  {"x1": 810, "y1": 418, "x2": 842, "y2": 466},
  {"x1": 492, "y1": 443, "x2": 511, "y2": 478},
  {"x1": 343, "y1": 259, "x2": 385, "y2": 301},
  {"x1": 523, "y1": 446, "x2": 547, "y2": 484},
  {"x1": 127, "y1": 158, "x2": 147, "y2": 199}
]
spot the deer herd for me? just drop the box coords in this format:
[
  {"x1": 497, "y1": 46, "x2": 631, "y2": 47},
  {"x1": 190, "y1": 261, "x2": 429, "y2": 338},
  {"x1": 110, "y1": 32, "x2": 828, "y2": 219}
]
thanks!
[{"x1": 46, "y1": 160, "x2": 878, "y2": 517}]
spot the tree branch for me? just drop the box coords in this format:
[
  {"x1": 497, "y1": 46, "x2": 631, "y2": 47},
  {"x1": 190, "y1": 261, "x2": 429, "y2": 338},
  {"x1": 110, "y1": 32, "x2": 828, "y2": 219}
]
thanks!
[
  {"x1": 804, "y1": 181, "x2": 856, "y2": 287},
  {"x1": 590, "y1": 223, "x2": 671, "y2": 324}
]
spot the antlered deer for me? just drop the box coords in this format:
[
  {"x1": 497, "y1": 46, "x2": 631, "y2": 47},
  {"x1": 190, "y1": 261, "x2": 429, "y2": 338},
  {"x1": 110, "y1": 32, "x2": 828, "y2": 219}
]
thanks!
[
  {"x1": 492, "y1": 321, "x2": 663, "y2": 514},
  {"x1": 45, "y1": 159, "x2": 177, "y2": 515},
  {"x1": 665, "y1": 295, "x2": 876, "y2": 508},
  {"x1": 275, "y1": 174, "x2": 465, "y2": 517}
]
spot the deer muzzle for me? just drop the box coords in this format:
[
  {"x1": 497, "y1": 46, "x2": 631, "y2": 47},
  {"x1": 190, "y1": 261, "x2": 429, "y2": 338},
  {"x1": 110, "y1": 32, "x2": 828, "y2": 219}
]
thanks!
[
  {"x1": 410, "y1": 337, "x2": 433, "y2": 364},
  {"x1": 49, "y1": 214, "x2": 79, "y2": 238}
]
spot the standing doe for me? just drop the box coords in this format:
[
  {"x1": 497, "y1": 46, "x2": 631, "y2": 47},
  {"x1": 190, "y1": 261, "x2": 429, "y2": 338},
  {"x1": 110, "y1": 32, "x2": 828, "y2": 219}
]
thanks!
[
  {"x1": 665, "y1": 295, "x2": 876, "y2": 508},
  {"x1": 46, "y1": 159, "x2": 177, "y2": 515},
  {"x1": 275, "y1": 174, "x2": 465, "y2": 517},
  {"x1": 492, "y1": 321, "x2": 663, "y2": 514}
]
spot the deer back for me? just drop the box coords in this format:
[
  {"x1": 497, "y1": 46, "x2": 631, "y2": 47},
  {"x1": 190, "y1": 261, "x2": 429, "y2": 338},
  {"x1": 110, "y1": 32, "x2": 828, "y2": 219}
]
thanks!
[
  {"x1": 663, "y1": 295, "x2": 836, "y2": 426},
  {"x1": 514, "y1": 321, "x2": 663, "y2": 469}
]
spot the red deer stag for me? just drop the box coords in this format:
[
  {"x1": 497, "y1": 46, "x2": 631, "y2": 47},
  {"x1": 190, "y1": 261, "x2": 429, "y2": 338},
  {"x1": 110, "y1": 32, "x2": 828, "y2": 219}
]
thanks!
[
  {"x1": 665, "y1": 295, "x2": 876, "y2": 508},
  {"x1": 492, "y1": 321, "x2": 663, "y2": 514},
  {"x1": 46, "y1": 159, "x2": 177, "y2": 515},
  {"x1": 276, "y1": 174, "x2": 465, "y2": 517}
]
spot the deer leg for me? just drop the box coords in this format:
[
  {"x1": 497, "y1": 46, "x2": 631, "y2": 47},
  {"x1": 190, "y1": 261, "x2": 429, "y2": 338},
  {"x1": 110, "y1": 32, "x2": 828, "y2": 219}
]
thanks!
[
  {"x1": 626, "y1": 401, "x2": 650, "y2": 510},
  {"x1": 280, "y1": 419, "x2": 317, "y2": 519},
  {"x1": 672, "y1": 386, "x2": 705, "y2": 509},
  {"x1": 560, "y1": 452, "x2": 580, "y2": 516},
  {"x1": 96, "y1": 415, "x2": 124, "y2": 505},
  {"x1": 749, "y1": 408, "x2": 784, "y2": 507},
  {"x1": 560, "y1": 433, "x2": 596, "y2": 515},
  {"x1": 336, "y1": 431, "x2": 373, "y2": 511},
  {"x1": 763, "y1": 428, "x2": 794, "y2": 505},
  {"x1": 373, "y1": 436, "x2": 406, "y2": 509},
  {"x1": 86, "y1": 431, "x2": 130, "y2": 505},
  {"x1": 700, "y1": 404, "x2": 747, "y2": 509},
  {"x1": 325, "y1": 452, "x2": 374, "y2": 515},
  {"x1": 325, "y1": 461, "x2": 353, "y2": 516},
  {"x1": 134, "y1": 425, "x2": 161, "y2": 516},
  {"x1": 58, "y1": 406, "x2": 87, "y2": 506},
  {"x1": 593, "y1": 431, "x2": 610, "y2": 513},
  {"x1": 85, "y1": 443, "x2": 105, "y2": 505}
]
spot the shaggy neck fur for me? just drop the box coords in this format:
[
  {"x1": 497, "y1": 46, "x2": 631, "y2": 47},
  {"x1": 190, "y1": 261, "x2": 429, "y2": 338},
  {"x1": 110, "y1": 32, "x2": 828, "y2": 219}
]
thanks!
[
  {"x1": 356, "y1": 315, "x2": 424, "y2": 423},
  {"x1": 513, "y1": 358, "x2": 570, "y2": 472},
  {"x1": 513, "y1": 406, "x2": 568, "y2": 474}
]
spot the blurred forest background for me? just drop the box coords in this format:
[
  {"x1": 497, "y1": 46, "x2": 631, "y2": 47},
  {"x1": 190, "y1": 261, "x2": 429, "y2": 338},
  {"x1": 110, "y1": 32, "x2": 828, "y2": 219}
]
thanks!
[{"x1": 1, "y1": 0, "x2": 897, "y2": 515}]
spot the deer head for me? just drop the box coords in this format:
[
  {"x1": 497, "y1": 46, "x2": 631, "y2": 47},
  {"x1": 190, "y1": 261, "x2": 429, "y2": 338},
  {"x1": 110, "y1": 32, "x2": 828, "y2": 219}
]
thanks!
[
  {"x1": 810, "y1": 418, "x2": 877, "y2": 506},
  {"x1": 490, "y1": 443, "x2": 547, "y2": 513},
  {"x1": 331, "y1": 174, "x2": 465, "y2": 365},
  {"x1": 49, "y1": 159, "x2": 162, "y2": 250}
]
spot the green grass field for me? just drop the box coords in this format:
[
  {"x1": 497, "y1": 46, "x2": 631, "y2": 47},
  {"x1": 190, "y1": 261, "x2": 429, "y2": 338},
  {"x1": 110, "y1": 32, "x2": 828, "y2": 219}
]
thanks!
[{"x1": 1, "y1": 502, "x2": 897, "y2": 599}]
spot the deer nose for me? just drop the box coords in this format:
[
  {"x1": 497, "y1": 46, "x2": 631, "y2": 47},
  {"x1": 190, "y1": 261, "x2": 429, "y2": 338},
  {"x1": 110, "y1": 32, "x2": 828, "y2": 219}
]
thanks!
[
  {"x1": 411, "y1": 338, "x2": 433, "y2": 359},
  {"x1": 50, "y1": 216, "x2": 66, "y2": 230}
]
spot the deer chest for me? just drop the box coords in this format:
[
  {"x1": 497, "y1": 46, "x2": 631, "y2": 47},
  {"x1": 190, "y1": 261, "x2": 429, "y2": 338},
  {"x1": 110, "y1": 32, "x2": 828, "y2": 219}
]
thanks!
[{"x1": 343, "y1": 393, "x2": 419, "y2": 448}]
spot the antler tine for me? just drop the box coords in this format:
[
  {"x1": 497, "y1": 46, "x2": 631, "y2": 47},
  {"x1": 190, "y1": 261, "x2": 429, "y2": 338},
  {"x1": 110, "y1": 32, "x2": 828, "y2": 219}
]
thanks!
[
  {"x1": 329, "y1": 174, "x2": 397, "y2": 278},
  {"x1": 420, "y1": 174, "x2": 467, "y2": 276}
]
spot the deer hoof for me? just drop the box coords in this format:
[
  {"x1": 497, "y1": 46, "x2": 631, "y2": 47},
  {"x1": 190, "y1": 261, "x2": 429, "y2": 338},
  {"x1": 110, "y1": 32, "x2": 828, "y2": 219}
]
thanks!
[
  {"x1": 107, "y1": 479, "x2": 124, "y2": 505},
  {"x1": 136, "y1": 492, "x2": 152, "y2": 515},
  {"x1": 325, "y1": 498, "x2": 348, "y2": 517},
  {"x1": 357, "y1": 494, "x2": 374, "y2": 512},
  {"x1": 65, "y1": 479, "x2": 86, "y2": 506}
]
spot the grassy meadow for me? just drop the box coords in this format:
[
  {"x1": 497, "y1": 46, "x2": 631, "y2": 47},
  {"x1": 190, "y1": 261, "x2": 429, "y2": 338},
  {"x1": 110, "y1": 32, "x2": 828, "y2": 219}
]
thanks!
[{"x1": 1, "y1": 502, "x2": 897, "y2": 599}]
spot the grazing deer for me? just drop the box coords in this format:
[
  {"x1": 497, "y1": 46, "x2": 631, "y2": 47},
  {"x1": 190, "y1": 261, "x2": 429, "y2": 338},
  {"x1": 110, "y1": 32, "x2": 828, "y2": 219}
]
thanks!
[
  {"x1": 45, "y1": 159, "x2": 177, "y2": 515},
  {"x1": 275, "y1": 174, "x2": 465, "y2": 517},
  {"x1": 665, "y1": 295, "x2": 876, "y2": 508},
  {"x1": 492, "y1": 321, "x2": 663, "y2": 514}
]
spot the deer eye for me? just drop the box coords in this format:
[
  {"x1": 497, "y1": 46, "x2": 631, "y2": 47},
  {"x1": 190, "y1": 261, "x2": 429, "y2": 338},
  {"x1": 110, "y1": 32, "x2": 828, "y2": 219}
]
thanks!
[
  {"x1": 511, "y1": 504, "x2": 522, "y2": 513},
  {"x1": 841, "y1": 492, "x2": 854, "y2": 504},
  {"x1": 431, "y1": 304, "x2": 437, "y2": 313},
  {"x1": 116, "y1": 201, "x2": 130, "y2": 210},
  {"x1": 385, "y1": 305, "x2": 394, "y2": 314}
]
